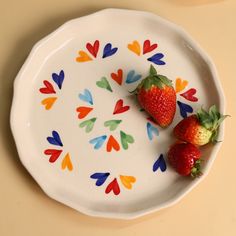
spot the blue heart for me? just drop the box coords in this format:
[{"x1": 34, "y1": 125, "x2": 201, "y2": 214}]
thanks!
[
  {"x1": 47, "y1": 130, "x2": 63, "y2": 146},
  {"x1": 52, "y1": 70, "x2": 64, "y2": 89},
  {"x1": 79, "y1": 89, "x2": 93, "y2": 105},
  {"x1": 102, "y1": 43, "x2": 118, "y2": 58},
  {"x1": 147, "y1": 53, "x2": 166, "y2": 65},
  {"x1": 90, "y1": 172, "x2": 110, "y2": 186},
  {"x1": 153, "y1": 154, "x2": 167, "y2": 172},
  {"x1": 177, "y1": 101, "x2": 193, "y2": 118},
  {"x1": 89, "y1": 135, "x2": 107, "y2": 149},
  {"x1": 147, "y1": 122, "x2": 159, "y2": 141},
  {"x1": 126, "y1": 70, "x2": 142, "y2": 84}
]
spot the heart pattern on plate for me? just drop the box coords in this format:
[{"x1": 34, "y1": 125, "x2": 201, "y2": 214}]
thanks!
[
  {"x1": 104, "y1": 120, "x2": 122, "y2": 131},
  {"x1": 143, "y1": 40, "x2": 158, "y2": 54},
  {"x1": 102, "y1": 43, "x2": 118, "y2": 58},
  {"x1": 180, "y1": 88, "x2": 198, "y2": 102},
  {"x1": 79, "y1": 117, "x2": 97, "y2": 133},
  {"x1": 125, "y1": 70, "x2": 142, "y2": 84},
  {"x1": 177, "y1": 101, "x2": 193, "y2": 118},
  {"x1": 44, "y1": 149, "x2": 63, "y2": 163},
  {"x1": 106, "y1": 135, "x2": 120, "y2": 152},
  {"x1": 113, "y1": 99, "x2": 130, "y2": 115},
  {"x1": 41, "y1": 97, "x2": 57, "y2": 110},
  {"x1": 61, "y1": 153, "x2": 73, "y2": 171},
  {"x1": 90, "y1": 135, "x2": 107, "y2": 149},
  {"x1": 47, "y1": 130, "x2": 63, "y2": 147},
  {"x1": 147, "y1": 122, "x2": 159, "y2": 141},
  {"x1": 120, "y1": 175, "x2": 136, "y2": 189},
  {"x1": 86, "y1": 40, "x2": 100, "y2": 58},
  {"x1": 153, "y1": 154, "x2": 167, "y2": 172},
  {"x1": 90, "y1": 172, "x2": 110, "y2": 186},
  {"x1": 127, "y1": 40, "x2": 141, "y2": 56},
  {"x1": 79, "y1": 89, "x2": 93, "y2": 105},
  {"x1": 147, "y1": 53, "x2": 165, "y2": 65},
  {"x1": 52, "y1": 70, "x2": 64, "y2": 89},
  {"x1": 120, "y1": 131, "x2": 134, "y2": 150},
  {"x1": 105, "y1": 178, "x2": 120, "y2": 195},
  {"x1": 39, "y1": 80, "x2": 56, "y2": 94},
  {"x1": 175, "y1": 78, "x2": 188, "y2": 93},
  {"x1": 76, "y1": 106, "x2": 93, "y2": 119},
  {"x1": 111, "y1": 69, "x2": 123, "y2": 85},
  {"x1": 96, "y1": 77, "x2": 113, "y2": 92},
  {"x1": 76, "y1": 51, "x2": 92, "y2": 62}
]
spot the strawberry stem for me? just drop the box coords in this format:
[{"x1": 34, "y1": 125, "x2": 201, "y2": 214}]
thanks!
[
  {"x1": 196, "y1": 105, "x2": 228, "y2": 143},
  {"x1": 191, "y1": 160, "x2": 202, "y2": 178}
]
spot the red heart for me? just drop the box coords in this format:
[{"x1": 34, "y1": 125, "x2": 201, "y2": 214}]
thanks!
[
  {"x1": 105, "y1": 178, "x2": 120, "y2": 195},
  {"x1": 180, "y1": 88, "x2": 198, "y2": 102},
  {"x1": 86, "y1": 40, "x2": 99, "y2": 58},
  {"x1": 106, "y1": 135, "x2": 120, "y2": 152},
  {"x1": 39, "y1": 80, "x2": 56, "y2": 94},
  {"x1": 44, "y1": 149, "x2": 62, "y2": 163},
  {"x1": 143, "y1": 40, "x2": 158, "y2": 54},
  {"x1": 111, "y1": 69, "x2": 123, "y2": 85},
  {"x1": 113, "y1": 99, "x2": 130, "y2": 115},
  {"x1": 76, "y1": 106, "x2": 93, "y2": 119}
]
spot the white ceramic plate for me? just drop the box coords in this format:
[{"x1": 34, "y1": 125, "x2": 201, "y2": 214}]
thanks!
[{"x1": 11, "y1": 9, "x2": 225, "y2": 219}]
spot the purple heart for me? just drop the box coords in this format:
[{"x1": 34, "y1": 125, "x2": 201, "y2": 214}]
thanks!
[
  {"x1": 153, "y1": 154, "x2": 166, "y2": 172},
  {"x1": 52, "y1": 70, "x2": 64, "y2": 89},
  {"x1": 147, "y1": 53, "x2": 165, "y2": 65},
  {"x1": 102, "y1": 43, "x2": 118, "y2": 58},
  {"x1": 90, "y1": 172, "x2": 110, "y2": 186},
  {"x1": 47, "y1": 130, "x2": 63, "y2": 147},
  {"x1": 177, "y1": 101, "x2": 193, "y2": 118}
]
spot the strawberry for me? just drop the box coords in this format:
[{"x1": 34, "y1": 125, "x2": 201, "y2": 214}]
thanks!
[
  {"x1": 167, "y1": 142, "x2": 201, "y2": 177},
  {"x1": 174, "y1": 105, "x2": 227, "y2": 146},
  {"x1": 135, "y1": 65, "x2": 176, "y2": 127}
]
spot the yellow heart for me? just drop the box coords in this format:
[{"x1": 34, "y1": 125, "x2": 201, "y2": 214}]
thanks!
[
  {"x1": 127, "y1": 40, "x2": 141, "y2": 56},
  {"x1": 120, "y1": 175, "x2": 136, "y2": 189},
  {"x1": 175, "y1": 77, "x2": 188, "y2": 93},
  {"x1": 41, "y1": 97, "x2": 57, "y2": 110},
  {"x1": 76, "y1": 50, "x2": 92, "y2": 62},
  {"x1": 61, "y1": 153, "x2": 73, "y2": 171}
]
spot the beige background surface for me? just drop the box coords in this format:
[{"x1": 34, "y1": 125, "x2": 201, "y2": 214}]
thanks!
[{"x1": 0, "y1": 0, "x2": 236, "y2": 235}]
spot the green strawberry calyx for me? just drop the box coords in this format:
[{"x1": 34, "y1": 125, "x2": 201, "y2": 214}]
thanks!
[
  {"x1": 191, "y1": 159, "x2": 202, "y2": 178},
  {"x1": 133, "y1": 65, "x2": 173, "y2": 93},
  {"x1": 196, "y1": 105, "x2": 228, "y2": 143}
]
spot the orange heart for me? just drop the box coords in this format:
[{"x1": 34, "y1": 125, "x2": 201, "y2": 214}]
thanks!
[
  {"x1": 127, "y1": 40, "x2": 141, "y2": 56},
  {"x1": 61, "y1": 153, "x2": 73, "y2": 171},
  {"x1": 106, "y1": 135, "x2": 120, "y2": 152},
  {"x1": 76, "y1": 51, "x2": 92, "y2": 62},
  {"x1": 111, "y1": 69, "x2": 123, "y2": 85},
  {"x1": 175, "y1": 78, "x2": 188, "y2": 93},
  {"x1": 76, "y1": 106, "x2": 93, "y2": 119},
  {"x1": 41, "y1": 97, "x2": 57, "y2": 110},
  {"x1": 120, "y1": 175, "x2": 136, "y2": 189}
]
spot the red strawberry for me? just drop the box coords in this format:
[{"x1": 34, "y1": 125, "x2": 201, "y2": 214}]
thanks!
[
  {"x1": 135, "y1": 65, "x2": 176, "y2": 127},
  {"x1": 174, "y1": 105, "x2": 227, "y2": 146},
  {"x1": 167, "y1": 142, "x2": 201, "y2": 177}
]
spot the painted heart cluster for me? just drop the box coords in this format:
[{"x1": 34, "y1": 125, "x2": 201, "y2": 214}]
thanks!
[
  {"x1": 175, "y1": 78, "x2": 198, "y2": 118},
  {"x1": 44, "y1": 131, "x2": 73, "y2": 171},
  {"x1": 38, "y1": 38, "x2": 202, "y2": 197},
  {"x1": 39, "y1": 70, "x2": 64, "y2": 110},
  {"x1": 128, "y1": 39, "x2": 165, "y2": 65},
  {"x1": 76, "y1": 88, "x2": 135, "y2": 152},
  {"x1": 90, "y1": 172, "x2": 136, "y2": 195},
  {"x1": 76, "y1": 40, "x2": 118, "y2": 62}
]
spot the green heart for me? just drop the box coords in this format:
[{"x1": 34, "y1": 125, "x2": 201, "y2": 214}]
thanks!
[
  {"x1": 96, "y1": 77, "x2": 113, "y2": 92},
  {"x1": 120, "y1": 131, "x2": 134, "y2": 150},
  {"x1": 104, "y1": 120, "x2": 122, "y2": 131},
  {"x1": 79, "y1": 117, "x2": 97, "y2": 133}
]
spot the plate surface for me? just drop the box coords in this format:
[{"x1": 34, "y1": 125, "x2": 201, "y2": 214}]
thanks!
[{"x1": 11, "y1": 9, "x2": 225, "y2": 219}]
